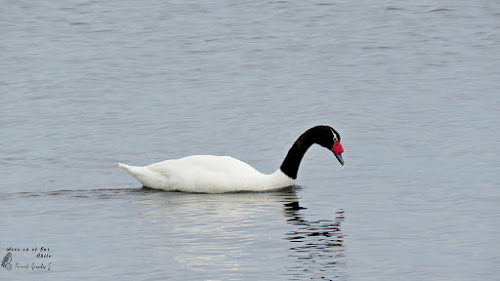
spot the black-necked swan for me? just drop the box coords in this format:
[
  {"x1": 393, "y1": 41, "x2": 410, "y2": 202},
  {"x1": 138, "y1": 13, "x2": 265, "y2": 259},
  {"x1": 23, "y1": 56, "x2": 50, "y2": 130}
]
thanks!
[{"x1": 118, "y1": 125, "x2": 344, "y2": 193}]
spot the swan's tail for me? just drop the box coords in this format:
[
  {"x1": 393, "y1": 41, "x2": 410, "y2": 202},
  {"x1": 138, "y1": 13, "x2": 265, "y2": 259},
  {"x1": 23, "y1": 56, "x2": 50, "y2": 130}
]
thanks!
[
  {"x1": 118, "y1": 163, "x2": 165, "y2": 189},
  {"x1": 118, "y1": 163, "x2": 134, "y2": 173},
  {"x1": 118, "y1": 163, "x2": 147, "y2": 178}
]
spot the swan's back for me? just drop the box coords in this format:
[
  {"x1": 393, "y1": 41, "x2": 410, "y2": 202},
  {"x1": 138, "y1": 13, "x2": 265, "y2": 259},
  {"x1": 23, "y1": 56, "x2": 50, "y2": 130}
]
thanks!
[{"x1": 148, "y1": 155, "x2": 261, "y2": 176}]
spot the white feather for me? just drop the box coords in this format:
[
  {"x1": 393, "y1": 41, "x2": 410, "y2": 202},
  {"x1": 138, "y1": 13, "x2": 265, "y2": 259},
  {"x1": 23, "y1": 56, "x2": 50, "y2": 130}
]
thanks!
[{"x1": 118, "y1": 155, "x2": 295, "y2": 193}]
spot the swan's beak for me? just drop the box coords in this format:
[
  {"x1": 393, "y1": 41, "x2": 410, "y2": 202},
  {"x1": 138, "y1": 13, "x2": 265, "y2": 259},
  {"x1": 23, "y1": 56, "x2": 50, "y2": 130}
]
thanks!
[
  {"x1": 332, "y1": 142, "x2": 344, "y2": 166},
  {"x1": 335, "y1": 153, "x2": 344, "y2": 166}
]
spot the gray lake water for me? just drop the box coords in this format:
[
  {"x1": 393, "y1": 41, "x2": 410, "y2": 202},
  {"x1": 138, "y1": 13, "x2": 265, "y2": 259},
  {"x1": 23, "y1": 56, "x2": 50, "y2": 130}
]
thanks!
[{"x1": 1, "y1": 1, "x2": 499, "y2": 280}]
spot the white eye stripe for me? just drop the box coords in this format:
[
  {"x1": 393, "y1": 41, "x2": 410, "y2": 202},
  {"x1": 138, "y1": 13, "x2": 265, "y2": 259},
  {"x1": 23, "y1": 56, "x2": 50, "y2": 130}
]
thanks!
[{"x1": 331, "y1": 129, "x2": 338, "y2": 142}]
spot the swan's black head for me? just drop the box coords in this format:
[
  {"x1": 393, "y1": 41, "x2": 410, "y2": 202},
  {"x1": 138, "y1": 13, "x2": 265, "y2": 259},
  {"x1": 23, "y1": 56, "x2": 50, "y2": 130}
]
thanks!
[
  {"x1": 280, "y1": 125, "x2": 345, "y2": 180},
  {"x1": 314, "y1": 126, "x2": 344, "y2": 166}
]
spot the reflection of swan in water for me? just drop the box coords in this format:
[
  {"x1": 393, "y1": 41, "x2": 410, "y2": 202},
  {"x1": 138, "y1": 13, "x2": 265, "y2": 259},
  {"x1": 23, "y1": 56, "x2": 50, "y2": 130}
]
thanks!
[
  {"x1": 135, "y1": 187, "x2": 300, "y2": 278},
  {"x1": 134, "y1": 188, "x2": 346, "y2": 279},
  {"x1": 284, "y1": 201, "x2": 346, "y2": 280}
]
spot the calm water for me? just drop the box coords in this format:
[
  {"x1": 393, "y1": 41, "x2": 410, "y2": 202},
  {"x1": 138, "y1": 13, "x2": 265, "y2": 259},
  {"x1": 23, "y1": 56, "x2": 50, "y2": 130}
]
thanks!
[{"x1": 1, "y1": 0, "x2": 499, "y2": 280}]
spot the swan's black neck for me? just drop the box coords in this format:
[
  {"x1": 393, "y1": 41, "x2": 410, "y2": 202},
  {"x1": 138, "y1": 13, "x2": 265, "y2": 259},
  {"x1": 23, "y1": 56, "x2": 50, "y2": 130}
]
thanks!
[{"x1": 280, "y1": 126, "x2": 328, "y2": 180}]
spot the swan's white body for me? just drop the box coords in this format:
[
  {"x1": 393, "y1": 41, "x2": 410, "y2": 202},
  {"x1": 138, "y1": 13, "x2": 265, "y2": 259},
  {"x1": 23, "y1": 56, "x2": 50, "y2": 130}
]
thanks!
[{"x1": 118, "y1": 155, "x2": 295, "y2": 193}]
